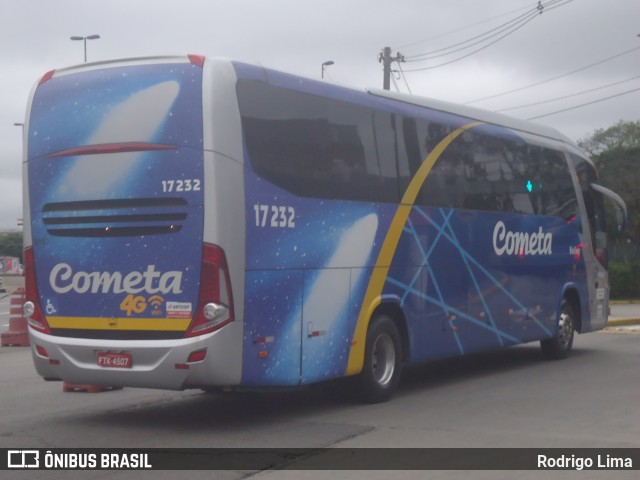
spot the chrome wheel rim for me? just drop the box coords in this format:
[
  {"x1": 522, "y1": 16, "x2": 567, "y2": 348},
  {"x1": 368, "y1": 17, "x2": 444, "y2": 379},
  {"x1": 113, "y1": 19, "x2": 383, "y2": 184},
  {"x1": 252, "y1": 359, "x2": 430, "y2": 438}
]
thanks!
[
  {"x1": 557, "y1": 311, "x2": 573, "y2": 349},
  {"x1": 372, "y1": 333, "x2": 396, "y2": 387}
]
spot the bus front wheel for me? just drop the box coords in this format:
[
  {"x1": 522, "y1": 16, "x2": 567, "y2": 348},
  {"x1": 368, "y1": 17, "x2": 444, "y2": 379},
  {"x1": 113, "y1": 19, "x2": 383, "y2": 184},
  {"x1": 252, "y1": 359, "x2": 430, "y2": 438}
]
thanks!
[
  {"x1": 358, "y1": 314, "x2": 403, "y2": 403},
  {"x1": 541, "y1": 299, "x2": 575, "y2": 360}
]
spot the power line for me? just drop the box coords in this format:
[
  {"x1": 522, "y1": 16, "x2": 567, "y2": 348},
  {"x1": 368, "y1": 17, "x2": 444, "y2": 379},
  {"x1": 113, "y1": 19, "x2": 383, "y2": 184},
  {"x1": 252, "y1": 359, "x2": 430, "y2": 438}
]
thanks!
[
  {"x1": 401, "y1": 0, "x2": 574, "y2": 72},
  {"x1": 397, "y1": 62, "x2": 413, "y2": 94},
  {"x1": 402, "y1": 12, "x2": 540, "y2": 72},
  {"x1": 405, "y1": 11, "x2": 539, "y2": 62},
  {"x1": 526, "y1": 87, "x2": 640, "y2": 120},
  {"x1": 465, "y1": 46, "x2": 640, "y2": 104},
  {"x1": 405, "y1": 2, "x2": 545, "y2": 61},
  {"x1": 390, "y1": 71, "x2": 401, "y2": 93},
  {"x1": 495, "y1": 75, "x2": 640, "y2": 113},
  {"x1": 395, "y1": 1, "x2": 538, "y2": 51}
]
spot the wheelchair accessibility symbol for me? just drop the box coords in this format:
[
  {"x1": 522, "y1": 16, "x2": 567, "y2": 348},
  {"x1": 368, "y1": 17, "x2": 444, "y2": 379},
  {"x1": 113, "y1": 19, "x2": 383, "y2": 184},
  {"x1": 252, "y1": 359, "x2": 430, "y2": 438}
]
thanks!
[{"x1": 45, "y1": 299, "x2": 57, "y2": 315}]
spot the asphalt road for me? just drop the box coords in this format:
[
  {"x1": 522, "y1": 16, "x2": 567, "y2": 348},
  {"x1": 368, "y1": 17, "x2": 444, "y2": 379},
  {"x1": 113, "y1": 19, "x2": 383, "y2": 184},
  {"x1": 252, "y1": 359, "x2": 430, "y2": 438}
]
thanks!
[{"x1": 1, "y1": 326, "x2": 639, "y2": 479}]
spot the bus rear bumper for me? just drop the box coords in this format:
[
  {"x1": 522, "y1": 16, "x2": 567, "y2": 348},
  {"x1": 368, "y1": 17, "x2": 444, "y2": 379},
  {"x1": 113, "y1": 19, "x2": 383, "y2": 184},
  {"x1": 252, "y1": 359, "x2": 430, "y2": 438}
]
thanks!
[{"x1": 27, "y1": 323, "x2": 243, "y2": 390}]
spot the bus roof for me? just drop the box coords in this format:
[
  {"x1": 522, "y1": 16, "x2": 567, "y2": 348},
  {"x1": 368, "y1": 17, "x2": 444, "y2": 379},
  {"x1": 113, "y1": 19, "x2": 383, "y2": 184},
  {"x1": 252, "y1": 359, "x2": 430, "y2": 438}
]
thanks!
[
  {"x1": 233, "y1": 58, "x2": 578, "y2": 149},
  {"x1": 37, "y1": 55, "x2": 203, "y2": 84},
  {"x1": 39, "y1": 55, "x2": 579, "y2": 152},
  {"x1": 368, "y1": 87, "x2": 575, "y2": 146}
]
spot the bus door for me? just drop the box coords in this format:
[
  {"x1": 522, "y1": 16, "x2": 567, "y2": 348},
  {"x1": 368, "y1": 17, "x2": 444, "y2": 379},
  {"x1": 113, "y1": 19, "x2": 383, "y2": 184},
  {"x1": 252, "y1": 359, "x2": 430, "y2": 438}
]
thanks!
[{"x1": 300, "y1": 268, "x2": 350, "y2": 384}]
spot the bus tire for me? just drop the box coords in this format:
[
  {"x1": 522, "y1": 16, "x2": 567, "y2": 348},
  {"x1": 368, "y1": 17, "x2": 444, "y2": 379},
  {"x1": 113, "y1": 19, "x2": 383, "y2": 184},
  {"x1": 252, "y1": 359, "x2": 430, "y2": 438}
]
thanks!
[
  {"x1": 358, "y1": 314, "x2": 403, "y2": 403},
  {"x1": 541, "y1": 299, "x2": 575, "y2": 360}
]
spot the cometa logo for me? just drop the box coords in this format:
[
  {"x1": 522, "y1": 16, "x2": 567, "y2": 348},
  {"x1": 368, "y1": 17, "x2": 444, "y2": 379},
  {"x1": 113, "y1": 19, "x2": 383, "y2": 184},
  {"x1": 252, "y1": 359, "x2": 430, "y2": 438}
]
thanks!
[
  {"x1": 49, "y1": 263, "x2": 183, "y2": 295},
  {"x1": 492, "y1": 221, "x2": 552, "y2": 257}
]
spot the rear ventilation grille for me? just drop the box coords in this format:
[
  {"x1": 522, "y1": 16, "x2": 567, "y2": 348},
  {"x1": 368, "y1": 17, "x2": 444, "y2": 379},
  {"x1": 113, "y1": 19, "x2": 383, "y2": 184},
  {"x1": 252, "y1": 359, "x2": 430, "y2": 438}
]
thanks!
[{"x1": 42, "y1": 198, "x2": 188, "y2": 237}]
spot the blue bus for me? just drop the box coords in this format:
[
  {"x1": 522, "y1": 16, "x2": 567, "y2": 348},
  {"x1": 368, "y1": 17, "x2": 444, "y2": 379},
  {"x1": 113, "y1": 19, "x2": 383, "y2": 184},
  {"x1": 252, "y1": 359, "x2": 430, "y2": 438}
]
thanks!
[{"x1": 22, "y1": 55, "x2": 626, "y2": 402}]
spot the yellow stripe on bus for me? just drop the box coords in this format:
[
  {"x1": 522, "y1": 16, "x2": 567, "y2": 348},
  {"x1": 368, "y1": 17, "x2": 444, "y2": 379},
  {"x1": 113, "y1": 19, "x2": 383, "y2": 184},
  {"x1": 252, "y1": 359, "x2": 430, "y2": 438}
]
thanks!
[
  {"x1": 47, "y1": 316, "x2": 191, "y2": 331},
  {"x1": 345, "y1": 121, "x2": 483, "y2": 376}
]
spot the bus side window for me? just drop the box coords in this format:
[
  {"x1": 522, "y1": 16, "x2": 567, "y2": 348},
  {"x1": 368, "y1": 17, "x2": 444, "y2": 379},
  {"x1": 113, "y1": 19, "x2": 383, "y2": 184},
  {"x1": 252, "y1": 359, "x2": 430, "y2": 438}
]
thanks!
[
  {"x1": 238, "y1": 80, "x2": 402, "y2": 204},
  {"x1": 400, "y1": 116, "x2": 422, "y2": 199},
  {"x1": 413, "y1": 118, "x2": 458, "y2": 208},
  {"x1": 373, "y1": 111, "x2": 409, "y2": 203},
  {"x1": 462, "y1": 133, "x2": 513, "y2": 213}
]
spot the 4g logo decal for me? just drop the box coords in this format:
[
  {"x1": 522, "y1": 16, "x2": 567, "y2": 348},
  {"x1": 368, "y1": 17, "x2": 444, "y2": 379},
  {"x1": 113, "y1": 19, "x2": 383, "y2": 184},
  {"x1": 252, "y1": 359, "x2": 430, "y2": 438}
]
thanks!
[
  {"x1": 119, "y1": 294, "x2": 147, "y2": 316},
  {"x1": 119, "y1": 295, "x2": 165, "y2": 316}
]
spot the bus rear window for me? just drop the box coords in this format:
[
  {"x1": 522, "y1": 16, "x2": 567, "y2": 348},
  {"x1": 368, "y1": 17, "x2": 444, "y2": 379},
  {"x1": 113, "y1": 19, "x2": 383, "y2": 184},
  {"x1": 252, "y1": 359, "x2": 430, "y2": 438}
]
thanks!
[{"x1": 28, "y1": 62, "x2": 203, "y2": 161}]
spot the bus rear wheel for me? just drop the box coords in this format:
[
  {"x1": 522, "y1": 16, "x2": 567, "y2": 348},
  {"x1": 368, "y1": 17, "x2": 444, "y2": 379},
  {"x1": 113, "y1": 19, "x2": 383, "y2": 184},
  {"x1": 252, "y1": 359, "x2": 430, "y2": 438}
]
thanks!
[
  {"x1": 541, "y1": 299, "x2": 575, "y2": 360},
  {"x1": 358, "y1": 314, "x2": 403, "y2": 403}
]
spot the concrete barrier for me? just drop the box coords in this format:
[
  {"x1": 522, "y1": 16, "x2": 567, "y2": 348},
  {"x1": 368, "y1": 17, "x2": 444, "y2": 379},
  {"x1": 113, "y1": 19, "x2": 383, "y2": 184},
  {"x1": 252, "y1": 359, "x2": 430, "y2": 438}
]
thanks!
[{"x1": 0, "y1": 288, "x2": 29, "y2": 347}]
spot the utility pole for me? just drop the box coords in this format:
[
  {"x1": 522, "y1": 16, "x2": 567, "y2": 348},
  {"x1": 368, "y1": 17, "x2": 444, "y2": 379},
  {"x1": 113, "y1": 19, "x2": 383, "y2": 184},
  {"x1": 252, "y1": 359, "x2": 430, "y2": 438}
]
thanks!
[{"x1": 379, "y1": 46, "x2": 405, "y2": 90}]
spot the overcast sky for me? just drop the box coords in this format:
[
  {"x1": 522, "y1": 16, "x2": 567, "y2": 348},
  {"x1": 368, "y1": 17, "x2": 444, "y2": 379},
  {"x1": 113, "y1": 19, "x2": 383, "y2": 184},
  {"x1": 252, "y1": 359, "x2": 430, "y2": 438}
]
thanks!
[{"x1": 0, "y1": 0, "x2": 638, "y2": 229}]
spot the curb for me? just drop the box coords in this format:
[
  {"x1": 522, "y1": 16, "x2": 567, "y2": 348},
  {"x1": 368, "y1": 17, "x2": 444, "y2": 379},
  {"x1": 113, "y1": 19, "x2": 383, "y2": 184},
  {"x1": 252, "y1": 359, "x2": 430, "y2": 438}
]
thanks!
[{"x1": 607, "y1": 317, "x2": 640, "y2": 327}]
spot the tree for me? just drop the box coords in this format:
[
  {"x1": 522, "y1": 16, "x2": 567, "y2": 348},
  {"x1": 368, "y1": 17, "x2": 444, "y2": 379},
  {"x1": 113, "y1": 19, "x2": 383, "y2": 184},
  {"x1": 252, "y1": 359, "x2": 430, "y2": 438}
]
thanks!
[
  {"x1": 578, "y1": 120, "x2": 640, "y2": 157},
  {"x1": 595, "y1": 145, "x2": 640, "y2": 243},
  {"x1": 0, "y1": 232, "x2": 23, "y2": 262}
]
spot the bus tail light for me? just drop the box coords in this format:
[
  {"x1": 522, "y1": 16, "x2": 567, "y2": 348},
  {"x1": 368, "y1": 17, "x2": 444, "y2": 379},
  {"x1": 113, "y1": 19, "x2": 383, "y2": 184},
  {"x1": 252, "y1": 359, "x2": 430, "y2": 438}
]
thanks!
[
  {"x1": 38, "y1": 69, "x2": 55, "y2": 85},
  {"x1": 24, "y1": 247, "x2": 52, "y2": 334},
  {"x1": 185, "y1": 243, "x2": 234, "y2": 337},
  {"x1": 188, "y1": 54, "x2": 205, "y2": 68}
]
